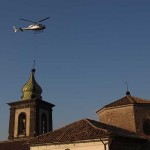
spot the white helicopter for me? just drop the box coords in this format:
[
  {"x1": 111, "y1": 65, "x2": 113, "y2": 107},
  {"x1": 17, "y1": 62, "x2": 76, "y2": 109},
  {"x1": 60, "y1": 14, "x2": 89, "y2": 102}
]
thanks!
[{"x1": 13, "y1": 17, "x2": 50, "y2": 32}]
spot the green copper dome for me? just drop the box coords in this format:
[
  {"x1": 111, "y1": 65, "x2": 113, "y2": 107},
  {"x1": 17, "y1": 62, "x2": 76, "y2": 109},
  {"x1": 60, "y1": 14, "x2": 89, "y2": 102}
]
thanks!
[{"x1": 21, "y1": 68, "x2": 42, "y2": 100}]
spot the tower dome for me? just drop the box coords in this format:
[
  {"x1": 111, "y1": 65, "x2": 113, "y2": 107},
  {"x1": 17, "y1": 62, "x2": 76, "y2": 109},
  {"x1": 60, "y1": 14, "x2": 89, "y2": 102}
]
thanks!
[{"x1": 21, "y1": 68, "x2": 42, "y2": 100}]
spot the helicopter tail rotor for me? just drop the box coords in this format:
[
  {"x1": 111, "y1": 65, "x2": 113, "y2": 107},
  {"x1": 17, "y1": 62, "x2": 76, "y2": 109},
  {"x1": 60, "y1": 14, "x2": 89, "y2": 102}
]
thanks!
[{"x1": 13, "y1": 26, "x2": 23, "y2": 32}]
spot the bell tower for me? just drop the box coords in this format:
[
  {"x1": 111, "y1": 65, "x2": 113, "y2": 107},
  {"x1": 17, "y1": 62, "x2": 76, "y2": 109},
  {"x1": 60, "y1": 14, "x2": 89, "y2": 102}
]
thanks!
[{"x1": 8, "y1": 68, "x2": 55, "y2": 139}]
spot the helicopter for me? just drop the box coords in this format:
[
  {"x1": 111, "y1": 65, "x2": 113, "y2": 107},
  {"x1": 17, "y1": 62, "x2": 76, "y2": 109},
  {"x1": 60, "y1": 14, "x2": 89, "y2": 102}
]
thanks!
[{"x1": 13, "y1": 17, "x2": 50, "y2": 32}]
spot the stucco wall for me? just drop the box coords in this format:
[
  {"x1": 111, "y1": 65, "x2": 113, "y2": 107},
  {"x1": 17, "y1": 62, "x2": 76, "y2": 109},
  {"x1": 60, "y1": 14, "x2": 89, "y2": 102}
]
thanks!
[
  {"x1": 31, "y1": 141, "x2": 108, "y2": 150},
  {"x1": 98, "y1": 105, "x2": 136, "y2": 132},
  {"x1": 98, "y1": 104, "x2": 150, "y2": 135}
]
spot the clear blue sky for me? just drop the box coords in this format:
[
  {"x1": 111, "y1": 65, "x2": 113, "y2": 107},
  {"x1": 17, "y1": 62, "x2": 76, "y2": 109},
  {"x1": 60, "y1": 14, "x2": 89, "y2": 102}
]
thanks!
[{"x1": 1, "y1": 0, "x2": 150, "y2": 140}]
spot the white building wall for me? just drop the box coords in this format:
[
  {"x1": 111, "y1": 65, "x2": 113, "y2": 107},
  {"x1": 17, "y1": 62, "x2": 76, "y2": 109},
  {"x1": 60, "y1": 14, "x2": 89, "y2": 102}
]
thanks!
[{"x1": 31, "y1": 140, "x2": 108, "y2": 150}]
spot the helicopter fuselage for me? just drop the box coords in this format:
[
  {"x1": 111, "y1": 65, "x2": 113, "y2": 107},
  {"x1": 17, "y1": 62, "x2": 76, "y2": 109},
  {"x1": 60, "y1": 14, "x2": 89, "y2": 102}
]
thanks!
[
  {"x1": 13, "y1": 24, "x2": 46, "y2": 32},
  {"x1": 23, "y1": 24, "x2": 46, "y2": 31}
]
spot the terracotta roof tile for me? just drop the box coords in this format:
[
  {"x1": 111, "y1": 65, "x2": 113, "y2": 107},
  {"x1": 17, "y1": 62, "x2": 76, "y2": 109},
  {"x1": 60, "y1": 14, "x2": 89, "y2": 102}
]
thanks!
[
  {"x1": 101, "y1": 95, "x2": 150, "y2": 109},
  {"x1": 30, "y1": 119, "x2": 142, "y2": 144}
]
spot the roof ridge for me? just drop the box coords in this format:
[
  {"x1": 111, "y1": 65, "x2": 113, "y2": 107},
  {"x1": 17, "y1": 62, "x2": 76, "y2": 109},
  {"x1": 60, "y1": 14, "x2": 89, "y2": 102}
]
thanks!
[
  {"x1": 84, "y1": 118, "x2": 109, "y2": 133},
  {"x1": 85, "y1": 119, "x2": 143, "y2": 138},
  {"x1": 126, "y1": 95, "x2": 136, "y2": 103},
  {"x1": 129, "y1": 95, "x2": 150, "y2": 103},
  {"x1": 131, "y1": 95, "x2": 150, "y2": 101}
]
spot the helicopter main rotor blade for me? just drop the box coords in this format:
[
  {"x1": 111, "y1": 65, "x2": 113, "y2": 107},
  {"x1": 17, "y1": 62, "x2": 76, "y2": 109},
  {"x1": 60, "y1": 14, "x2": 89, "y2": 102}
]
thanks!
[
  {"x1": 38, "y1": 17, "x2": 50, "y2": 22},
  {"x1": 20, "y1": 18, "x2": 36, "y2": 23}
]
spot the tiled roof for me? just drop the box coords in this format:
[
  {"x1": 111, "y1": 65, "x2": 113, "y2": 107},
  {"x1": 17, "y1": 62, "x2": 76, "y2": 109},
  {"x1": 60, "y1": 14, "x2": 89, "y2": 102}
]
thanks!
[
  {"x1": 30, "y1": 118, "x2": 143, "y2": 144},
  {"x1": 101, "y1": 95, "x2": 150, "y2": 109},
  {"x1": 0, "y1": 139, "x2": 30, "y2": 150}
]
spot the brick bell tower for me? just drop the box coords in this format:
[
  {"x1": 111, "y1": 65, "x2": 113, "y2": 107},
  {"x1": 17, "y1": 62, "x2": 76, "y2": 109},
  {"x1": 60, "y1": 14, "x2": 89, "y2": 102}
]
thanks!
[{"x1": 8, "y1": 68, "x2": 55, "y2": 139}]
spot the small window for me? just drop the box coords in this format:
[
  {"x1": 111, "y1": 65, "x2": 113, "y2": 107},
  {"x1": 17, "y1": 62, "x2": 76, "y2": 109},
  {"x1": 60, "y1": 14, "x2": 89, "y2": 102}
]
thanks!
[
  {"x1": 41, "y1": 113, "x2": 47, "y2": 134},
  {"x1": 18, "y1": 113, "x2": 26, "y2": 135},
  {"x1": 143, "y1": 119, "x2": 150, "y2": 135}
]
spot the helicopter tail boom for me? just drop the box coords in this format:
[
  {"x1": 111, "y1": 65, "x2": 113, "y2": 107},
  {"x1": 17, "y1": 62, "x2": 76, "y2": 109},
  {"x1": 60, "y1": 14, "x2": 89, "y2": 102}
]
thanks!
[{"x1": 13, "y1": 26, "x2": 23, "y2": 32}]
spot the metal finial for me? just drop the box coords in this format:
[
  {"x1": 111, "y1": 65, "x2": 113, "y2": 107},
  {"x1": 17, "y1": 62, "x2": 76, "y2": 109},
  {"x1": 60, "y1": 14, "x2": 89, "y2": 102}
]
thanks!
[
  {"x1": 31, "y1": 60, "x2": 36, "y2": 73},
  {"x1": 33, "y1": 60, "x2": 36, "y2": 68},
  {"x1": 125, "y1": 81, "x2": 131, "y2": 95},
  {"x1": 125, "y1": 81, "x2": 128, "y2": 91}
]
